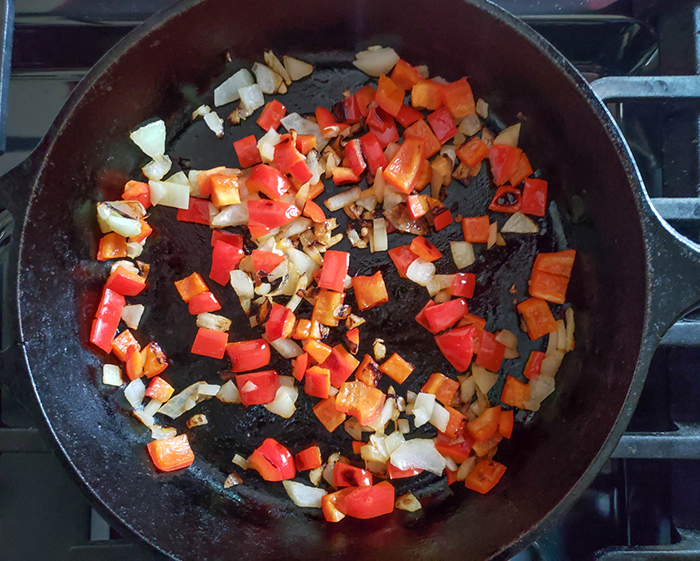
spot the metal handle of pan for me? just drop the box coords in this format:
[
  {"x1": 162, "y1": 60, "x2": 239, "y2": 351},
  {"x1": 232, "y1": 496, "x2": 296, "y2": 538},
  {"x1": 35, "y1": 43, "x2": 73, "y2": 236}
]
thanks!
[{"x1": 592, "y1": 76, "x2": 700, "y2": 340}]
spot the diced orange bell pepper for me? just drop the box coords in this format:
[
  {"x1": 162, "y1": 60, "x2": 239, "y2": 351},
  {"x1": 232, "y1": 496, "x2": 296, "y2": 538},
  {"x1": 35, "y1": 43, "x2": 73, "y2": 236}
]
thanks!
[
  {"x1": 472, "y1": 433, "x2": 503, "y2": 457},
  {"x1": 322, "y1": 487, "x2": 354, "y2": 522},
  {"x1": 355, "y1": 354, "x2": 382, "y2": 387},
  {"x1": 464, "y1": 459, "x2": 506, "y2": 494},
  {"x1": 529, "y1": 269, "x2": 570, "y2": 304},
  {"x1": 375, "y1": 74, "x2": 404, "y2": 117},
  {"x1": 351, "y1": 271, "x2": 389, "y2": 311},
  {"x1": 443, "y1": 406, "x2": 468, "y2": 439},
  {"x1": 499, "y1": 409, "x2": 514, "y2": 439},
  {"x1": 509, "y1": 151, "x2": 533, "y2": 186},
  {"x1": 441, "y1": 78, "x2": 475, "y2": 118},
  {"x1": 295, "y1": 445, "x2": 323, "y2": 471},
  {"x1": 378, "y1": 353, "x2": 414, "y2": 384},
  {"x1": 146, "y1": 434, "x2": 195, "y2": 472},
  {"x1": 111, "y1": 329, "x2": 140, "y2": 363},
  {"x1": 467, "y1": 405, "x2": 502, "y2": 442},
  {"x1": 293, "y1": 319, "x2": 323, "y2": 340},
  {"x1": 209, "y1": 173, "x2": 242, "y2": 207},
  {"x1": 122, "y1": 180, "x2": 151, "y2": 210},
  {"x1": 320, "y1": 345, "x2": 360, "y2": 387},
  {"x1": 305, "y1": 366, "x2": 332, "y2": 399},
  {"x1": 296, "y1": 134, "x2": 317, "y2": 155},
  {"x1": 335, "y1": 381, "x2": 386, "y2": 425},
  {"x1": 411, "y1": 80, "x2": 444, "y2": 110},
  {"x1": 303, "y1": 339, "x2": 334, "y2": 364},
  {"x1": 383, "y1": 137, "x2": 423, "y2": 194},
  {"x1": 345, "y1": 327, "x2": 360, "y2": 354},
  {"x1": 404, "y1": 119, "x2": 441, "y2": 159},
  {"x1": 517, "y1": 297, "x2": 557, "y2": 340},
  {"x1": 313, "y1": 396, "x2": 347, "y2": 432},
  {"x1": 125, "y1": 346, "x2": 145, "y2": 380},
  {"x1": 97, "y1": 233, "x2": 127, "y2": 261},
  {"x1": 410, "y1": 236, "x2": 442, "y2": 262},
  {"x1": 533, "y1": 249, "x2": 576, "y2": 277},
  {"x1": 391, "y1": 59, "x2": 423, "y2": 90},
  {"x1": 422, "y1": 372, "x2": 460, "y2": 405},
  {"x1": 142, "y1": 341, "x2": 169, "y2": 378},
  {"x1": 312, "y1": 289, "x2": 345, "y2": 327},
  {"x1": 462, "y1": 216, "x2": 490, "y2": 243},
  {"x1": 174, "y1": 272, "x2": 209, "y2": 303},
  {"x1": 501, "y1": 376, "x2": 531, "y2": 409},
  {"x1": 456, "y1": 137, "x2": 489, "y2": 167}
]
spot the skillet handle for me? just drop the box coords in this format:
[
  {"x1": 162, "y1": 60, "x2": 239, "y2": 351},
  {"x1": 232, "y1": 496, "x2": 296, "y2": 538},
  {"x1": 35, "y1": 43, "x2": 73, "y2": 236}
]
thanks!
[{"x1": 592, "y1": 76, "x2": 700, "y2": 340}]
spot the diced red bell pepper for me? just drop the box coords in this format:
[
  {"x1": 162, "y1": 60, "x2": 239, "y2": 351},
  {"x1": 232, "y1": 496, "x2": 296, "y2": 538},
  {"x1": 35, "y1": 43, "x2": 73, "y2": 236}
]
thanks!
[
  {"x1": 316, "y1": 106, "x2": 346, "y2": 137},
  {"x1": 247, "y1": 199, "x2": 301, "y2": 236},
  {"x1": 90, "y1": 288, "x2": 125, "y2": 353},
  {"x1": 122, "y1": 180, "x2": 151, "y2": 210},
  {"x1": 375, "y1": 74, "x2": 404, "y2": 117},
  {"x1": 105, "y1": 266, "x2": 146, "y2": 297},
  {"x1": 130, "y1": 219, "x2": 152, "y2": 244},
  {"x1": 413, "y1": 158, "x2": 432, "y2": 192},
  {"x1": 533, "y1": 249, "x2": 576, "y2": 277},
  {"x1": 465, "y1": 459, "x2": 506, "y2": 494},
  {"x1": 427, "y1": 107, "x2": 458, "y2": 144},
  {"x1": 256, "y1": 99, "x2": 287, "y2": 131},
  {"x1": 187, "y1": 291, "x2": 221, "y2": 315},
  {"x1": 97, "y1": 233, "x2": 127, "y2": 261},
  {"x1": 292, "y1": 352, "x2": 309, "y2": 382},
  {"x1": 334, "y1": 462, "x2": 373, "y2": 487},
  {"x1": 338, "y1": 481, "x2": 395, "y2": 519},
  {"x1": 147, "y1": 434, "x2": 194, "y2": 472},
  {"x1": 423, "y1": 299, "x2": 468, "y2": 334},
  {"x1": 411, "y1": 80, "x2": 444, "y2": 110},
  {"x1": 489, "y1": 145, "x2": 523, "y2": 186},
  {"x1": 210, "y1": 239, "x2": 244, "y2": 285},
  {"x1": 379, "y1": 353, "x2": 415, "y2": 384},
  {"x1": 313, "y1": 395, "x2": 347, "y2": 432},
  {"x1": 433, "y1": 209, "x2": 453, "y2": 232},
  {"x1": 295, "y1": 445, "x2": 323, "y2": 471},
  {"x1": 354, "y1": 85, "x2": 376, "y2": 117},
  {"x1": 451, "y1": 273, "x2": 476, "y2": 298},
  {"x1": 345, "y1": 328, "x2": 360, "y2": 355},
  {"x1": 332, "y1": 166, "x2": 361, "y2": 185},
  {"x1": 386, "y1": 462, "x2": 423, "y2": 479},
  {"x1": 391, "y1": 59, "x2": 423, "y2": 90},
  {"x1": 236, "y1": 370, "x2": 280, "y2": 406},
  {"x1": 273, "y1": 140, "x2": 313, "y2": 184},
  {"x1": 359, "y1": 132, "x2": 388, "y2": 176},
  {"x1": 335, "y1": 381, "x2": 386, "y2": 425},
  {"x1": 521, "y1": 178, "x2": 548, "y2": 217},
  {"x1": 462, "y1": 216, "x2": 490, "y2": 244},
  {"x1": 395, "y1": 104, "x2": 423, "y2": 127},
  {"x1": 265, "y1": 303, "x2": 296, "y2": 342},
  {"x1": 191, "y1": 327, "x2": 228, "y2": 359},
  {"x1": 501, "y1": 375, "x2": 531, "y2": 409},
  {"x1": 211, "y1": 230, "x2": 243, "y2": 248},
  {"x1": 456, "y1": 137, "x2": 489, "y2": 167},
  {"x1": 344, "y1": 139, "x2": 367, "y2": 177},
  {"x1": 529, "y1": 269, "x2": 570, "y2": 304},
  {"x1": 303, "y1": 199, "x2": 326, "y2": 223},
  {"x1": 226, "y1": 339, "x2": 271, "y2": 372},
  {"x1": 524, "y1": 350, "x2": 546, "y2": 380},
  {"x1": 177, "y1": 198, "x2": 211, "y2": 225},
  {"x1": 111, "y1": 329, "x2": 140, "y2": 362},
  {"x1": 435, "y1": 325, "x2": 475, "y2": 372},
  {"x1": 305, "y1": 366, "x2": 331, "y2": 398},
  {"x1": 296, "y1": 134, "x2": 317, "y2": 155},
  {"x1": 233, "y1": 134, "x2": 262, "y2": 169},
  {"x1": 422, "y1": 372, "x2": 460, "y2": 405},
  {"x1": 383, "y1": 137, "x2": 423, "y2": 194},
  {"x1": 407, "y1": 194, "x2": 429, "y2": 219},
  {"x1": 304, "y1": 339, "x2": 333, "y2": 364},
  {"x1": 517, "y1": 297, "x2": 557, "y2": 340},
  {"x1": 443, "y1": 405, "x2": 468, "y2": 439},
  {"x1": 174, "y1": 272, "x2": 209, "y2": 302},
  {"x1": 252, "y1": 249, "x2": 285, "y2": 275},
  {"x1": 415, "y1": 299, "x2": 436, "y2": 331},
  {"x1": 499, "y1": 409, "x2": 514, "y2": 439},
  {"x1": 322, "y1": 488, "x2": 353, "y2": 522},
  {"x1": 197, "y1": 168, "x2": 239, "y2": 198},
  {"x1": 459, "y1": 314, "x2": 487, "y2": 352},
  {"x1": 320, "y1": 345, "x2": 360, "y2": 387},
  {"x1": 467, "y1": 405, "x2": 501, "y2": 442},
  {"x1": 246, "y1": 163, "x2": 292, "y2": 200},
  {"x1": 388, "y1": 245, "x2": 418, "y2": 278},
  {"x1": 249, "y1": 438, "x2": 295, "y2": 481},
  {"x1": 409, "y1": 236, "x2": 442, "y2": 262},
  {"x1": 441, "y1": 78, "x2": 476, "y2": 119},
  {"x1": 404, "y1": 119, "x2": 441, "y2": 159},
  {"x1": 125, "y1": 345, "x2": 145, "y2": 380},
  {"x1": 476, "y1": 331, "x2": 506, "y2": 372},
  {"x1": 351, "y1": 271, "x2": 389, "y2": 311},
  {"x1": 435, "y1": 433, "x2": 475, "y2": 463},
  {"x1": 143, "y1": 341, "x2": 169, "y2": 378},
  {"x1": 209, "y1": 174, "x2": 242, "y2": 208},
  {"x1": 337, "y1": 94, "x2": 362, "y2": 124},
  {"x1": 489, "y1": 185, "x2": 522, "y2": 213},
  {"x1": 318, "y1": 250, "x2": 349, "y2": 293},
  {"x1": 367, "y1": 108, "x2": 399, "y2": 147},
  {"x1": 145, "y1": 376, "x2": 175, "y2": 402},
  {"x1": 510, "y1": 151, "x2": 533, "y2": 186}
]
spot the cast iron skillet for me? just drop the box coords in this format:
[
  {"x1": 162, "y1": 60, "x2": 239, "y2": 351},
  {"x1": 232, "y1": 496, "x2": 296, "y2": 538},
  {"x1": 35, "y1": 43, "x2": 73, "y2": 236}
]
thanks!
[{"x1": 2, "y1": 0, "x2": 700, "y2": 559}]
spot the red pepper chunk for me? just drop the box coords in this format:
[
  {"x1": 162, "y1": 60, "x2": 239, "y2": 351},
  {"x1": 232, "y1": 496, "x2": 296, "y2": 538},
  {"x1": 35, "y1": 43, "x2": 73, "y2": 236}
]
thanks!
[
  {"x1": 265, "y1": 303, "x2": 296, "y2": 342},
  {"x1": 510, "y1": 152, "x2": 533, "y2": 186},
  {"x1": 521, "y1": 178, "x2": 548, "y2": 217},
  {"x1": 411, "y1": 80, "x2": 444, "y2": 110},
  {"x1": 97, "y1": 233, "x2": 127, "y2": 261},
  {"x1": 292, "y1": 353, "x2": 310, "y2": 382},
  {"x1": 247, "y1": 199, "x2": 300, "y2": 236},
  {"x1": 441, "y1": 78, "x2": 476, "y2": 119},
  {"x1": 465, "y1": 459, "x2": 506, "y2": 494},
  {"x1": 90, "y1": 288, "x2": 125, "y2": 353},
  {"x1": 323, "y1": 488, "x2": 353, "y2": 522},
  {"x1": 197, "y1": 168, "x2": 238, "y2": 198},
  {"x1": 467, "y1": 405, "x2": 502, "y2": 442},
  {"x1": 415, "y1": 299, "x2": 436, "y2": 331},
  {"x1": 387, "y1": 462, "x2": 423, "y2": 479},
  {"x1": 351, "y1": 271, "x2": 389, "y2": 311},
  {"x1": 375, "y1": 74, "x2": 404, "y2": 117},
  {"x1": 383, "y1": 137, "x2": 424, "y2": 194},
  {"x1": 388, "y1": 245, "x2": 418, "y2": 278},
  {"x1": 236, "y1": 370, "x2": 280, "y2": 406},
  {"x1": 489, "y1": 145, "x2": 523, "y2": 186},
  {"x1": 422, "y1": 372, "x2": 460, "y2": 405},
  {"x1": 233, "y1": 135, "x2": 262, "y2": 169},
  {"x1": 423, "y1": 298, "x2": 468, "y2": 334},
  {"x1": 313, "y1": 396, "x2": 347, "y2": 433},
  {"x1": 338, "y1": 481, "x2": 395, "y2": 519},
  {"x1": 489, "y1": 186, "x2": 522, "y2": 214},
  {"x1": 367, "y1": 108, "x2": 399, "y2": 147},
  {"x1": 321, "y1": 345, "x2": 360, "y2": 387},
  {"x1": 316, "y1": 106, "x2": 346, "y2": 138},
  {"x1": 191, "y1": 328, "x2": 228, "y2": 359},
  {"x1": 359, "y1": 132, "x2": 388, "y2": 176},
  {"x1": 427, "y1": 107, "x2": 458, "y2": 144},
  {"x1": 226, "y1": 339, "x2": 270, "y2": 372},
  {"x1": 436, "y1": 431, "x2": 475, "y2": 463},
  {"x1": 122, "y1": 180, "x2": 151, "y2": 210},
  {"x1": 147, "y1": 434, "x2": 194, "y2": 472},
  {"x1": 517, "y1": 297, "x2": 557, "y2": 340},
  {"x1": 407, "y1": 194, "x2": 429, "y2": 219},
  {"x1": 174, "y1": 272, "x2": 208, "y2": 302},
  {"x1": 145, "y1": 376, "x2": 174, "y2": 402},
  {"x1": 524, "y1": 350, "x2": 546, "y2": 380},
  {"x1": 305, "y1": 366, "x2": 331, "y2": 399},
  {"x1": 105, "y1": 266, "x2": 146, "y2": 297},
  {"x1": 456, "y1": 137, "x2": 489, "y2": 167},
  {"x1": 476, "y1": 331, "x2": 506, "y2": 372},
  {"x1": 404, "y1": 119, "x2": 441, "y2": 159},
  {"x1": 296, "y1": 134, "x2": 317, "y2": 155},
  {"x1": 410, "y1": 236, "x2": 442, "y2": 262},
  {"x1": 187, "y1": 291, "x2": 221, "y2": 315},
  {"x1": 211, "y1": 230, "x2": 243, "y2": 248},
  {"x1": 334, "y1": 462, "x2": 373, "y2": 487},
  {"x1": 499, "y1": 409, "x2": 514, "y2": 439},
  {"x1": 435, "y1": 325, "x2": 475, "y2": 372},
  {"x1": 501, "y1": 375, "x2": 530, "y2": 409},
  {"x1": 354, "y1": 85, "x2": 376, "y2": 117},
  {"x1": 335, "y1": 381, "x2": 386, "y2": 425},
  {"x1": 111, "y1": 329, "x2": 140, "y2": 362},
  {"x1": 143, "y1": 341, "x2": 169, "y2": 378},
  {"x1": 451, "y1": 273, "x2": 476, "y2": 298},
  {"x1": 337, "y1": 95, "x2": 362, "y2": 124},
  {"x1": 246, "y1": 163, "x2": 292, "y2": 200},
  {"x1": 303, "y1": 200, "x2": 326, "y2": 223},
  {"x1": 210, "y1": 239, "x2": 244, "y2": 285},
  {"x1": 125, "y1": 346, "x2": 145, "y2": 380},
  {"x1": 529, "y1": 269, "x2": 570, "y2": 304},
  {"x1": 344, "y1": 139, "x2": 367, "y2": 177},
  {"x1": 318, "y1": 250, "x2": 349, "y2": 293},
  {"x1": 248, "y1": 438, "x2": 295, "y2": 481},
  {"x1": 462, "y1": 216, "x2": 490, "y2": 243},
  {"x1": 295, "y1": 445, "x2": 323, "y2": 471},
  {"x1": 433, "y1": 209, "x2": 453, "y2": 232},
  {"x1": 209, "y1": 174, "x2": 242, "y2": 208},
  {"x1": 177, "y1": 198, "x2": 211, "y2": 225},
  {"x1": 332, "y1": 166, "x2": 361, "y2": 186},
  {"x1": 395, "y1": 104, "x2": 423, "y2": 127},
  {"x1": 273, "y1": 140, "x2": 312, "y2": 184},
  {"x1": 252, "y1": 249, "x2": 285, "y2": 274},
  {"x1": 533, "y1": 249, "x2": 576, "y2": 277},
  {"x1": 391, "y1": 59, "x2": 423, "y2": 90},
  {"x1": 256, "y1": 99, "x2": 286, "y2": 131}
]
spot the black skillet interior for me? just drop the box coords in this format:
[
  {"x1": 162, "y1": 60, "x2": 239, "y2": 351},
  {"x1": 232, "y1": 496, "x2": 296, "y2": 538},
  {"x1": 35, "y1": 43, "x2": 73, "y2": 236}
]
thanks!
[{"x1": 15, "y1": 0, "x2": 647, "y2": 559}]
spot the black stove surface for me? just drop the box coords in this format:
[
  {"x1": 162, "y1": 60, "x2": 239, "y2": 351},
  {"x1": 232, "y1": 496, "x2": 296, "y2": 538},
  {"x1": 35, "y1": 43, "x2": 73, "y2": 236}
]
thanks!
[{"x1": 2, "y1": 1, "x2": 700, "y2": 560}]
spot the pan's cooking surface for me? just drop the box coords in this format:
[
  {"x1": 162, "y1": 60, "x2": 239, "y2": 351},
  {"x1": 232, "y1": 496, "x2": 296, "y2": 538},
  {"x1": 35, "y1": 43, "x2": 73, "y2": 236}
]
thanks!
[{"x1": 12, "y1": 0, "x2": 651, "y2": 558}]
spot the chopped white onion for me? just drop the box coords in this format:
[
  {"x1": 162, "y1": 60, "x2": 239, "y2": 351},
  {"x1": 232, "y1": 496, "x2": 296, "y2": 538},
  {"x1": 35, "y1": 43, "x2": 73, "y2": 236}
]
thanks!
[
  {"x1": 361, "y1": 434, "x2": 391, "y2": 463},
  {"x1": 197, "y1": 312, "x2": 231, "y2": 332},
  {"x1": 565, "y1": 307, "x2": 575, "y2": 352},
  {"x1": 214, "y1": 68, "x2": 254, "y2": 107},
  {"x1": 541, "y1": 350, "x2": 565, "y2": 378},
  {"x1": 187, "y1": 170, "x2": 202, "y2": 196},
  {"x1": 264, "y1": 51, "x2": 292, "y2": 85},
  {"x1": 279, "y1": 376, "x2": 296, "y2": 388},
  {"x1": 450, "y1": 241, "x2": 476, "y2": 269},
  {"x1": 283, "y1": 480, "x2": 326, "y2": 508},
  {"x1": 211, "y1": 202, "x2": 249, "y2": 228},
  {"x1": 366, "y1": 398, "x2": 396, "y2": 435},
  {"x1": 133, "y1": 409, "x2": 155, "y2": 427},
  {"x1": 476, "y1": 98, "x2": 489, "y2": 119},
  {"x1": 457, "y1": 456, "x2": 477, "y2": 481},
  {"x1": 439, "y1": 145, "x2": 458, "y2": 168},
  {"x1": 280, "y1": 216, "x2": 312, "y2": 238},
  {"x1": 269, "y1": 337, "x2": 303, "y2": 359},
  {"x1": 306, "y1": 150, "x2": 321, "y2": 184},
  {"x1": 253, "y1": 63, "x2": 283, "y2": 94},
  {"x1": 406, "y1": 258, "x2": 436, "y2": 287},
  {"x1": 203, "y1": 111, "x2": 225, "y2": 138},
  {"x1": 356, "y1": 196, "x2": 377, "y2": 211},
  {"x1": 344, "y1": 418, "x2": 363, "y2": 440},
  {"x1": 102, "y1": 364, "x2": 123, "y2": 386},
  {"x1": 157, "y1": 382, "x2": 215, "y2": 419},
  {"x1": 472, "y1": 364, "x2": 499, "y2": 394},
  {"x1": 324, "y1": 186, "x2": 361, "y2": 212},
  {"x1": 239, "y1": 83, "x2": 265, "y2": 115},
  {"x1": 148, "y1": 178, "x2": 189, "y2": 209},
  {"x1": 390, "y1": 438, "x2": 446, "y2": 475},
  {"x1": 124, "y1": 377, "x2": 146, "y2": 409},
  {"x1": 187, "y1": 413, "x2": 208, "y2": 428},
  {"x1": 257, "y1": 127, "x2": 282, "y2": 163},
  {"x1": 283, "y1": 55, "x2": 314, "y2": 81},
  {"x1": 525, "y1": 376, "x2": 556, "y2": 411},
  {"x1": 151, "y1": 426, "x2": 177, "y2": 440},
  {"x1": 397, "y1": 418, "x2": 410, "y2": 434},
  {"x1": 372, "y1": 218, "x2": 388, "y2": 252},
  {"x1": 556, "y1": 319, "x2": 567, "y2": 353},
  {"x1": 426, "y1": 274, "x2": 455, "y2": 297},
  {"x1": 309, "y1": 465, "x2": 324, "y2": 486},
  {"x1": 280, "y1": 113, "x2": 327, "y2": 149},
  {"x1": 458, "y1": 114, "x2": 482, "y2": 137},
  {"x1": 191, "y1": 104, "x2": 211, "y2": 119},
  {"x1": 547, "y1": 328, "x2": 559, "y2": 356},
  {"x1": 487, "y1": 221, "x2": 498, "y2": 249},
  {"x1": 382, "y1": 189, "x2": 404, "y2": 211},
  {"x1": 126, "y1": 241, "x2": 144, "y2": 258},
  {"x1": 494, "y1": 123, "x2": 521, "y2": 147},
  {"x1": 501, "y1": 212, "x2": 539, "y2": 234},
  {"x1": 101, "y1": 213, "x2": 141, "y2": 238},
  {"x1": 198, "y1": 384, "x2": 221, "y2": 397},
  {"x1": 395, "y1": 493, "x2": 422, "y2": 512},
  {"x1": 130, "y1": 120, "x2": 166, "y2": 159},
  {"x1": 460, "y1": 375, "x2": 476, "y2": 403},
  {"x1": 121, "y1": 304, "x2": 144, "y2": 330},
  {"x1": 143, "y1": 398, "x2": 163, "y2": 417},
  {"x1": 495, "y1": 329, "x2": 518, "y2": 350},
  {"x1": 285, "y1": 274, "x2": 309, "y2": 312},
  {"x1": 224, "y1": 473, "x2": 243, "y2": 488},
  {"x1": 264, "y1": 385, "x2": 298, "y2": 418},
  {"x1": 217, "y1": 380, "x2": 241, "y2": 404},
  {"x1": 353, "y1": 46, "x2": 400, "y2": 76},
  {"x1": 142, "y1": 154, "x2": 172, "y2": 181},
  {"x1": 323, "y1": 452, "x2": 342, "y2": 487},
  {"x1": 412, "y1": 392, "x2": 436, "y2": 427},
  {"x1": 429, "y1": 402, "x2": 450, "y2": 432},
  {"x1": 232, "y1": 454, "x2": 249, "y2": 469}
]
